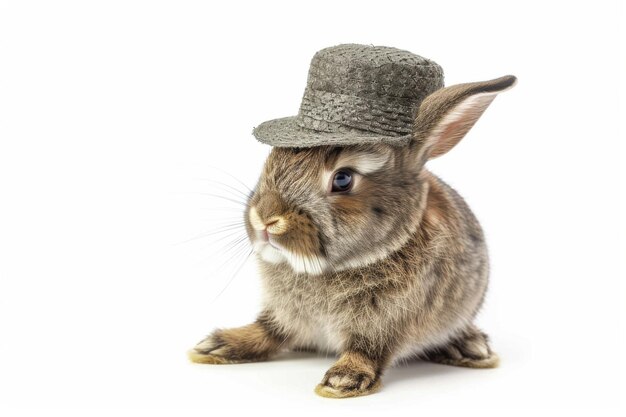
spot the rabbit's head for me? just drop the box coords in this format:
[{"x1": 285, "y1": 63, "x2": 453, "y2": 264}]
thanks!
[{"x1": 245, "y1": 76, "x2": 516, "y2": 275}]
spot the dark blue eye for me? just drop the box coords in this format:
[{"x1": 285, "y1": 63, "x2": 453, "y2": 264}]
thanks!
[{"x1": 331, "y1": 170, "x2": 353, "y2": 192}]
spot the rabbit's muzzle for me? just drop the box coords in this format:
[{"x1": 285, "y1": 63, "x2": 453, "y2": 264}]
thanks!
[{"x1": 247, "y1": 192, "x2": 327, "y2": 275}]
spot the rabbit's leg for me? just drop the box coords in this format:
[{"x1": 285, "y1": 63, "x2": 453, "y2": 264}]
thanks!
[
  {"x1": 315, "y1": 341, "x2": 389, "y2": 398},
  {"x1": 188, "y1": 312, "x2": 289, "y2": 364},
  {"x1": 421, "y1": 323, "x2": 499, "y2": 368}
]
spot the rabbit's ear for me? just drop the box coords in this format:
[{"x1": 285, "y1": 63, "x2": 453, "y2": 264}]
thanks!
[{"x1": 413, "y1": 75, "x2": 516, "y2": 160}]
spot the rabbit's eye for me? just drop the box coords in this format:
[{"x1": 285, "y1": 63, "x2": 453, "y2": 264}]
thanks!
[{"x1": 331, "y1": 170, "x2": 353, "y2": 193}]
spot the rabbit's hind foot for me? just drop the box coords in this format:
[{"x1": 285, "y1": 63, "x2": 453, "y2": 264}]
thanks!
[{"x1": 421, "y1": 324, "x2": 499, "y2": 369}]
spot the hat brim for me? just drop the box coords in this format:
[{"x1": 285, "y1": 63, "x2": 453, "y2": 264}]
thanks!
[{"x1": 252, "y1": 116, "x2": 412, "y2": 148}]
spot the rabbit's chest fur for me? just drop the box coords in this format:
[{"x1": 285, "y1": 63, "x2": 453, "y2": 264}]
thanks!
[{"x1": 258, "y1": 249, "x2": 444, "y2": 357}]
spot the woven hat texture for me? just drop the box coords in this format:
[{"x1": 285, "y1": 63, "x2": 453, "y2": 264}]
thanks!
[{"x1": 253, "y1": 44, "x2": 444, "y2": 147}]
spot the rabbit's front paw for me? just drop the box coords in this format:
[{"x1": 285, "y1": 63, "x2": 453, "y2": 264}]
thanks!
[
  {"x1": 188, "y1": 320, "x2": 284, "y2": 364},
  {"x1": 315, "y1": 361, "x2": 382, "y2": 398}
]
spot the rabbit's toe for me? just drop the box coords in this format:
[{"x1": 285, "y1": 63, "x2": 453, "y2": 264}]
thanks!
[{"x1": 187, "y1": 332, "x2": 249, "y2": 364}]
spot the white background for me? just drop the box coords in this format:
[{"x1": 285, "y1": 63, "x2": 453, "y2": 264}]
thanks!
[{"x1": 0, "y1": 0, "x2": 624, "y2": 415}]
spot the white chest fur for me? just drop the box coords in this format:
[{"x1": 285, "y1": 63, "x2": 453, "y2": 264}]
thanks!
[{"x1": 269, "y1": 299, "x2": 344, "y2": 354}]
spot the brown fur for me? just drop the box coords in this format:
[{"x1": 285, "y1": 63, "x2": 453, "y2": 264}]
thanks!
[{"x1": 190, "y1": 75, "x2": 516, "y2": 397}]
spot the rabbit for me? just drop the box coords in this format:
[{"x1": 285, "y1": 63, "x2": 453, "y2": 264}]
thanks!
[{"x1": 189, "y1": 75, "x2": 516, "y2": 398}]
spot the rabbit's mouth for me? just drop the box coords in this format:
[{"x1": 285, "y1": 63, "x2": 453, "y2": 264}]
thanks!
[
  {"x1": 253, "y1": 237, "x2": 328, "y2": 276},
  {"x1": 254, "y1": 239, "x2": 286, "y2": 263},
  {"x1": 267, "y1": 239, "x2": 282, "y2": 251},
  {"x1": 247, "y1": 205, "x2": 328, "y2": 275},
  {"x1": 257, "y1": 235, "x2": 283, "y2": 253},
  {"x1": 257, "y1": 229, "x2": 282, "y2": 251}
]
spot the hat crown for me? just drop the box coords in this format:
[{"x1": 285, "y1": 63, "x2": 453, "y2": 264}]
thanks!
[
  {"x1": 309, "y1": 44, "x2": 443, "y2": 99},
  {"x1": 297, "y1": 44, "x2": 444, "y2": 136}
]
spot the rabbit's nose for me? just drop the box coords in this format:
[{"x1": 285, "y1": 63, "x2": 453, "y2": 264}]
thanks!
[
  {"x1": 249, "y1": 207, "x2": 289, "y2": 236},
  {"x1": 265, "y1": 218, "x2": 279, "y2": 228},
  {"x1": 264, "y1": 216, "x2": 287, "y2": 235}
]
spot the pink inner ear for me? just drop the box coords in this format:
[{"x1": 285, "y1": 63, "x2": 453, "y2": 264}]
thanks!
[
  {"x1": 431, "y1": 118, "x2": 470, "y2": 158},
  {"x1": 428, "y1": 93, "x2": 497, "y2": 159}
]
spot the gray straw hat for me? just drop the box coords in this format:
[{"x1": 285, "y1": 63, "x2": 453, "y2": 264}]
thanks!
[{"x1": 253, "y1": 44, "x2": 444, "y2": 147}]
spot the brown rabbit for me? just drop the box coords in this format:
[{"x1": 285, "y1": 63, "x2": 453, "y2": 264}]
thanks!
[{"x1": 189, "y1": 75, "x2": 516, "y2": 398}]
